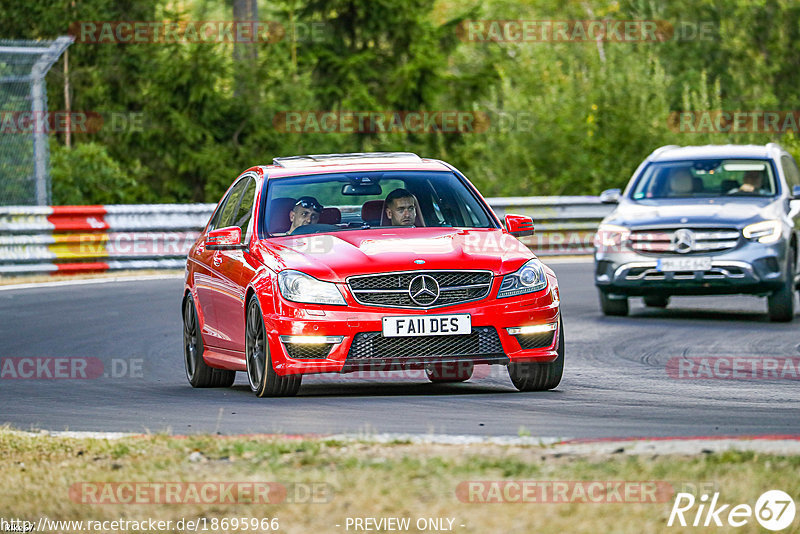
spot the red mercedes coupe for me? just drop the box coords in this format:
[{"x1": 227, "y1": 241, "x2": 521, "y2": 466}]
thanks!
[{"x1": 182, "y1": 152, "x2": 563, "y2": 396}]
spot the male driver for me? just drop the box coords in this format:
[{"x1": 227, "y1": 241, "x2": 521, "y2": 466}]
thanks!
[
  {"x1": 384, "y1": 188, "x2": 417, "y2": 226},
  {"x1": 738, "y1": 170, "x2": 767, "y2": 193},
  {"x1": 288, "y1": 196, "x2": 323, "y2": 234},
  {"x1": 667, "y1": 167, "x2": 694, "y2": 196}
]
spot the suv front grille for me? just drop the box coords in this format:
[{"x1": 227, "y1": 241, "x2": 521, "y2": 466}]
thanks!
[
  {"x1": 348, "y1": 270, "x2": 493, "y2": 309},
  {"x1": 628, "y1": 228, "x2": 740, "y2": 255},
  {"x1": 346, "y1": 326, "x2": 503, "y2": 360},
  {"x1": 624, "y1": 266, "x2": 746, "y2": 281}
]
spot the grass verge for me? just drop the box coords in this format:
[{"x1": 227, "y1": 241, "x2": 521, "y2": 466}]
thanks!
[{"x1": 1, "y1": 428, "x2": 798, "y2": 533}]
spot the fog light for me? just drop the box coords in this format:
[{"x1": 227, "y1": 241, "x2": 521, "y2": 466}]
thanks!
[
  {"x1": 279, "y1": 335, "x2": 344, "y2": 344},
  {"x1": 506, "y1": 323, "x2": 557, "y2": 335}
]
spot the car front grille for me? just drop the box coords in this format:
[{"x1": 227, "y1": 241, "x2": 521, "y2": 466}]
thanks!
[
  {"x1": 345, "y1": 326, "x2": 503, "y2": 361},
  {"x1": 347, "y1": 270, "x2": 493, "y2": 309},
  {"x1": 628, "y1": 228, "x2": 740, "y2": 255}
]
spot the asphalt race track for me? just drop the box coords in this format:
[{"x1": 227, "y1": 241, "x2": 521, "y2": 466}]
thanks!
[{"x1": 1, "y1": 261, "x2": 799, "y2": 439}]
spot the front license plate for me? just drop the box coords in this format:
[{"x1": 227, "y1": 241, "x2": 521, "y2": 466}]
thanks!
[
  {"x1": 656, "y1": 257, "x2": 712, "y2": 271},
  {"x1": 382, "y1": 314, "x2": 471, "y2": 337}
]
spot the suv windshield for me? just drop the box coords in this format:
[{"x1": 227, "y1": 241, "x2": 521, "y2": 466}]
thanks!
[
  {"x1": 262, "y1": 170, "x2": 495, "y2": 237},
  {"x1": 630, "y1": 159, "x2": 778, "y2": 200}
]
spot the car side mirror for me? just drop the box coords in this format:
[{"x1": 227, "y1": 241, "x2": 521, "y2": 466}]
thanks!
[
  {"x1": 206, "y1": 226, "x2": 245, "y2": 250},
  {"x1": 504, "y1": 214, "x2": 534, "y2": 237},
  {"x1": 599, "y1": 188, "x2": 621, "y2": 204},
  {"x1": 792, "y1": 185, "x2": 800, "y2": 199}
]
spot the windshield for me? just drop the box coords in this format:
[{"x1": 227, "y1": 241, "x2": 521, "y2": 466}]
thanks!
[
  {"x1": 261, "y1": 170, "x2": 496, "y2": 237},
  {"x1": 630, "y1": 159, "x2": 778, "y2": 200}
]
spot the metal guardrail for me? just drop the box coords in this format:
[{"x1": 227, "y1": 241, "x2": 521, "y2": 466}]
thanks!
[
  {"x1": 488, "y1": 196, "x2": 614, "y2": 256},
  {"x1": 0, "y1": 198, "x2": 613, "y2": 275}
]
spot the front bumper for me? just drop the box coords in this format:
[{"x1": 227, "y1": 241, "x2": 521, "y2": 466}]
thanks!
[
  {"x1": 263, "y1": 282, "x2": 561, "y2": 376},
  {"x1": 595, "y1": 239, "x2": 788, "y2": 296}
]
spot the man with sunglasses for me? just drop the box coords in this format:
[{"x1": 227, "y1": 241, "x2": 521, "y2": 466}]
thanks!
[{"x1": 287, "y1": 196, "x2": 323, "y2": 234}]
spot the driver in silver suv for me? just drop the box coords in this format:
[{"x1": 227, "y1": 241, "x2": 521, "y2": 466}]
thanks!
[{"x1": 594, "y1": 143, "x2": 800, "y2": 321}]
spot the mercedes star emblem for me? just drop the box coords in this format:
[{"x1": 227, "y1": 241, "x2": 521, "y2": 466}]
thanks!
[
  {"x1": 672, "y1": 228, "x2": 695, "y2": 254},
  {"x1": 408, "y1": 275, "x2": 440, "y2": 306}
]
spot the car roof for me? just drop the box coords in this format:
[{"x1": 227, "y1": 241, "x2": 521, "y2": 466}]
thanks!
[
  {"x1": 259, "y1": 152, "x2": 453, "y2": 178},
  {"x1": 649, "y1": 144, "x2": 783, "y2": 162}
]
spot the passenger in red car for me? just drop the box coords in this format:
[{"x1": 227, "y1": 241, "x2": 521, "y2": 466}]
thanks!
[
  {"x1": 288, "y1": 196, "x2": 323, "y2": 234},
  {"x1": 384, "y1": 188, "x2": 417, "y2": 226}
]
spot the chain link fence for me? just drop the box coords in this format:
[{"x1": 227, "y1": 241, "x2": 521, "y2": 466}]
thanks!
[{"x1": 0, "y1": 37, "x2": 72, "y2": 206}]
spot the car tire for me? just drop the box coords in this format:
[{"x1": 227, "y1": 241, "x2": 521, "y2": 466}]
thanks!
[
  {"x1": 643, "y1": 295, "x2": 670, "y2": 308},
  {"x1": 426, "y1": 361, "x2": 474, "y2": 383},
  {"x1": 767, "y1": 252, "x2": 796, "y2": 322},
  {"x1": 507, "y1": 318, "x2": 564, "y2": 392},
  {"x1": 599, "y1": 290, "x2": 629, "y2": 316},
  {"x1": 183, "y1": 296, "x2": 236, "y2": 388},
  {"x1": 246, "y1": 297, "x2": 302, "y2": 397}
]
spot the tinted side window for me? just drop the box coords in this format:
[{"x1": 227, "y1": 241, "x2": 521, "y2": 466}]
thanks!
[
  {"x1": 214, "y1": 179, "x2": 247, "y2": 230},
  {"x1": 234, "y1": 178, "x2": 257, "y2": 239},
  {"x1": 781, "y1": 156, "x2": 800, "y2": 189}
]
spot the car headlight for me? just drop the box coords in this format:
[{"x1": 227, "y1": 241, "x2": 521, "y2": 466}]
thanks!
[
  {"x1": 594, "y1": 224, "x2": 630, "y2": 252},
  {"x1": 498, "y1": 259, "x2": 548, "y2": 298},
  {"x1": 278, "y1": 270, "x2": 346, "y2": 305},
  {"x1": 743, "y1": 219, "x2": 782, "y2": 244}
]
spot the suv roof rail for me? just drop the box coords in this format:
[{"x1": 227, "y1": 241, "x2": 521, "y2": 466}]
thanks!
[
  {"x1": 766, "y1": 142, "x2": 785, "y2": 153},
  {"x1": 272, "y1": 152, "x2": 422, "y2": 168},
  {"x1": 650, "y1": 145, "x2": 680, "y2": 158}
]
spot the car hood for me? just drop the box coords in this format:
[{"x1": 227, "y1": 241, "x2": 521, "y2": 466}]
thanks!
[
  {"x1": 255, "y1": 227, "x2": 534, "y2": 281},
  {"x1": 607, "y1": 197, "x2": 781, "y2": 228}
]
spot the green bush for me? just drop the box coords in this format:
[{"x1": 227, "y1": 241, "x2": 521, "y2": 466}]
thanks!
[{"x1": 50, "y1": 142, "x2": 144, "y2": 205}]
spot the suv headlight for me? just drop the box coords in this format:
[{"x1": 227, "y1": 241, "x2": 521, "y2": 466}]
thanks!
[
  {"x1": 594, "y1": 224, "x2": 630, "y2": 252},
  {"x1": 498, "y1": 259, "x2": 548, "y2": 298},
  {"x1": 743, "y1": 219, "x2": 782, "y2": 244},
  {"x1": 278, "y1": 270, "x2": 346, "y2": 305}
]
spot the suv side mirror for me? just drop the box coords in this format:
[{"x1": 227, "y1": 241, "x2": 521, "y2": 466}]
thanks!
[
  {"x1": 792, "y1": 185, "x2": 800, "y2": 199},
  {"x1": 504, "y1": 214, "x2": 534, "y2": 237},
  {"x1": 599, "y1": 188, "x2": 621, "y2": 204},
  {"x1": 206, "y1": 226, "x2": 244, "y2": 250}
]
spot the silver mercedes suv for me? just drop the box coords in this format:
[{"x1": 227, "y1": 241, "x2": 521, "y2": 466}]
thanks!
[{"x1": 594, "y1": 143, "x2": 800, "y2": 321}]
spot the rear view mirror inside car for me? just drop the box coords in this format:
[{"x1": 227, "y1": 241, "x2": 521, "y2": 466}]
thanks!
[
  {"x1": 723, "y1": 162, "x2": 767, "y2": 172},
  {"x1": 342, "y1": 183, "x2": 383, "y2": 195}
]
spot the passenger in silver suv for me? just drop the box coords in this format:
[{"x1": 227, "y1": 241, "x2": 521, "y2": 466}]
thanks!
[{"x1": 594, "y1": 143, "x2": 800, "y2": 321}]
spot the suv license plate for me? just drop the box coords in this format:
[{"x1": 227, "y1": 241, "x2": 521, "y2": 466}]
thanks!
[
  {"x1": 657, "y1": 257, "x2": 712, "y2": 271},
  {"x1": 382, "y1": 314, "x2": 471, "y2": 337}
]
